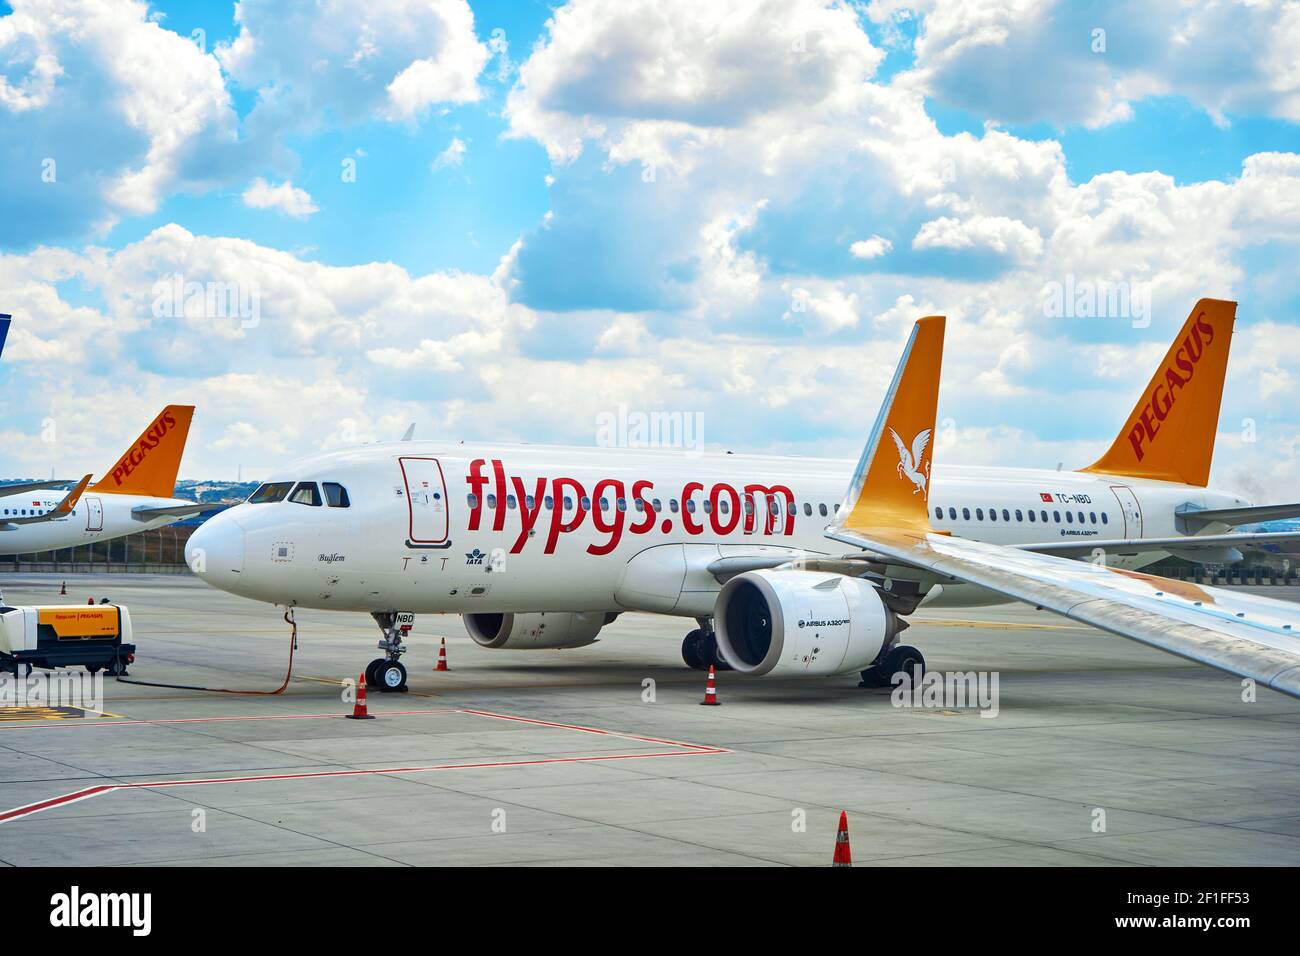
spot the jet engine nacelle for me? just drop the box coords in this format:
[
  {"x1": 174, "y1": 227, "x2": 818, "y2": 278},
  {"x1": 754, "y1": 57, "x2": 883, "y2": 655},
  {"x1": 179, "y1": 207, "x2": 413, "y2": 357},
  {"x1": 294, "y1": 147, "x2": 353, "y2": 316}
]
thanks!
[
  {"x1": 463, "y1": 611, "x2": 606, "y2": 650},
  {"x1": 714, "y1": 569, "x2": 901, "y2": 677}
]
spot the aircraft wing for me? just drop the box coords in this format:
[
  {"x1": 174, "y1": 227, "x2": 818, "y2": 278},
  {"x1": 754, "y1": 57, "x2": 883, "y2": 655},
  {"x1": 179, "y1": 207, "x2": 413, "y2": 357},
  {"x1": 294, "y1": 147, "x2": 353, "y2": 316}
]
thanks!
[
  {"x1": 0, "y1": 479, "x2": 79, "y2": 498},
  {"x1": 828, "y1": 526, "x2": 1300, "y2": 698},
  {"x1": 1019, "y1": 530, "x2": 1300, "y2": 560},
  {"x1": 131, "y1": 501, "x2": 228, "y2": 521},
  {"x1": 0, "y1": 475, "x2": 92, "y2": 527}
]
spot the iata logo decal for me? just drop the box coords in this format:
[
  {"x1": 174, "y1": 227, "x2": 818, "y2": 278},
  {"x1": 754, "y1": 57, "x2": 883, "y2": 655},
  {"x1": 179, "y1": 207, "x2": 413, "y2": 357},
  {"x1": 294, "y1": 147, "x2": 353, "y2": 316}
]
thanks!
[
  {"x1": 1127, "y1": 311, "x2": 1215, "y2": 462},
  {"x1": 889, "y1": 427, "x2": 932, "y2": 495},
  {"x1": 465, "y1": 548, "x2": 486, "y2": 566}
]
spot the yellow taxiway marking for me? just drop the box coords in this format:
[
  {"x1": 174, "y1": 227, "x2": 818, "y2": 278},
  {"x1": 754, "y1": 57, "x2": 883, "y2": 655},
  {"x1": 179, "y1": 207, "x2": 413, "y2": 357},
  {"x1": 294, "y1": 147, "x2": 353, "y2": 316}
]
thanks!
[
  {"x1": 0, "y1": 706, "x2": 117, "y2": 722},
  {"x1": 912, "y1": 618, "x2": 1092, "y2": 631}
]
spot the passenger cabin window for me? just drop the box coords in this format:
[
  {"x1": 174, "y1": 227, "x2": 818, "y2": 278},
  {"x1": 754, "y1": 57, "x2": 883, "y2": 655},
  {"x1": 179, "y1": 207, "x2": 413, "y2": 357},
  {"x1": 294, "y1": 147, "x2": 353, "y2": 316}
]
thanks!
[
  {"x1": 934, "y1": 506, "x2": 943, "y2": 520},
  {"x1": 821, "y1": 503, "x2": 830, "y2": 517},
  {"x1": 1101, "y1": 513, "x2": 1109, "y2": 525},
  {"x1": 323, "y1": 482, "x2": 350, "y2": 508},
  {"x1": 289, "y1": 482, "x2": 322, "y2": 507},
  {"x1": 249, "y1": 482, "x2": 294, "y2": 504}
]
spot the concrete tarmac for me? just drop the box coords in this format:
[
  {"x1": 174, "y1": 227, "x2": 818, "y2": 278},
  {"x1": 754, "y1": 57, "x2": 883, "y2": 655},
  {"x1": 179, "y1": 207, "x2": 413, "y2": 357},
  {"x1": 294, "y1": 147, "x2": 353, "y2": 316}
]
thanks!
[{"x1": 1, "y1": 574, "x2": 1298, "y2": 866}]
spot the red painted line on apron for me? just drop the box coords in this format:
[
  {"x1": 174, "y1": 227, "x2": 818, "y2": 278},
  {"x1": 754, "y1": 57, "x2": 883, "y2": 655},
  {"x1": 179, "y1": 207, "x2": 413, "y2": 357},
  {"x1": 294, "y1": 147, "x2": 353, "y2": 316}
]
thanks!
[
  {"x1": 459, "y1": 708, "x2": 728, "y2": 752},
  {"x1": 0, "y1": 786, "x2": 120, "y2": 823},
  {"x1": 0, "y1": 749, "x2": 720, "y2": 823},
  {"x1": 0, "y1": 709, "x2": 459, "y2": 731},
  {"x1": 0, "y1": 709, "x2": 728, "y2": 823}
]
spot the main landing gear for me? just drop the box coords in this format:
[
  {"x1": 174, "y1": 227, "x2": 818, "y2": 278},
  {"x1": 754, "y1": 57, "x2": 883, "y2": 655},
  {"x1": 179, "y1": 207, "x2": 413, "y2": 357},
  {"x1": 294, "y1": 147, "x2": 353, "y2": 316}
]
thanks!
[
  {"x1": 858, "y1": 643, "x2": 925, "y2": 688},
  {"x1": 681, "y1": 618, "x2": 731, "y2": 671},
  {"x1": 367, "y1": 611, "x2": 409, "y2": 693}
]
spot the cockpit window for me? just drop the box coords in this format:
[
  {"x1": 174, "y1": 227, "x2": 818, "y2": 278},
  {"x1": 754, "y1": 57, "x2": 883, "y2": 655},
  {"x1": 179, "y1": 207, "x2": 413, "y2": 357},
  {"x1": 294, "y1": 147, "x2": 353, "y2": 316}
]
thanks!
[
  {"x1": 289, "y1": 482, "x2": 322, "y2": 506},
  {"x1": 249, "y1": 482, "x2": 294, "y2": 504},
  {"x1": 323, "y1": 482, "x2": 350, "y2": 508}
]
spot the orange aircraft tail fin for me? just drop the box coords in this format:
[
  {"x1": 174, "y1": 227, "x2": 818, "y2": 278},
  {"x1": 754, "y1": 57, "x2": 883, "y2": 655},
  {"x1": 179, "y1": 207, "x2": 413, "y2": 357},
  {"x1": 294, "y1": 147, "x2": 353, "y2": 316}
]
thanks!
[
  {"x1": 1081, "y1": 298, "x2": 1235, "y2": 487},
  {"x1": 836, "y1": 316, "x2": 945, "y2": 534},
  {"x1": 91, "y1": 405, "x2": 195, "y2": 498}
]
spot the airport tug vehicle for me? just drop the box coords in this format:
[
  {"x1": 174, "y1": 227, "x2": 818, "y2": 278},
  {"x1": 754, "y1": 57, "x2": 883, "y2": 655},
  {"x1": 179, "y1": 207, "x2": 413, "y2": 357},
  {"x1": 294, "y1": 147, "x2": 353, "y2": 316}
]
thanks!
[{"x1": 0, "y1": 604, "x2": 136, "y2": 676}]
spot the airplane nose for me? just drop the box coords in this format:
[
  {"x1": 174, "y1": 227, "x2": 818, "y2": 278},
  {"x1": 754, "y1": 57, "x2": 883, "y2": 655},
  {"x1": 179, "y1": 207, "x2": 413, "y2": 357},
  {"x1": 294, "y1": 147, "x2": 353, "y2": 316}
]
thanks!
[{"x1": 187, "y1": 512, "x2": 246, "y2": 587}]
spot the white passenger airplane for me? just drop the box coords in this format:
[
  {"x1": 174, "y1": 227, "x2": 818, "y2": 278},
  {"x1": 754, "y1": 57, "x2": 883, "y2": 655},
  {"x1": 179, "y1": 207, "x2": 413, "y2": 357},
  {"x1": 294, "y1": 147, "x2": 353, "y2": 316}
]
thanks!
[
  {"x1": 0, "y1": 405, "x2": 219, "y2": 555},
  {"x1": 187, "y1": 298, "x2": 1300, "y2": 693}
]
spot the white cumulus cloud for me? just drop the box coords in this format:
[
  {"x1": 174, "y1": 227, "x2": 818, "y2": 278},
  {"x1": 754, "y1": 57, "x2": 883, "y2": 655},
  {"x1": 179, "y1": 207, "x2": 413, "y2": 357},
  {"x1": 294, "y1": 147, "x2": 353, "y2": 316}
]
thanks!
[{"x1": 241, "y1": 179, "x2": 319, "y2": 218}]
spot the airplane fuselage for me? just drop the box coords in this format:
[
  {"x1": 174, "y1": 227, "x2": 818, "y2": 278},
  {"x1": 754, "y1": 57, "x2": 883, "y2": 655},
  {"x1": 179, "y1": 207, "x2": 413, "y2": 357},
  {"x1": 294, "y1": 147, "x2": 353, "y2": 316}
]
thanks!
[
  {"x1": 187, "y1": 442, "x2": 1248, "y2": 615},
  {"x1": 0, "y1": 491, "x2": 197, "y2": 555}
]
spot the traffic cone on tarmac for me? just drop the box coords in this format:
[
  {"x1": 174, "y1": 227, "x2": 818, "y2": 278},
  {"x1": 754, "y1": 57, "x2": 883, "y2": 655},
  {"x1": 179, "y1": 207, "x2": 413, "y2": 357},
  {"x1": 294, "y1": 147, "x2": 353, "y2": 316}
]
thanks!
[
  {"x1": 87, "y1": 597, "x2": 94, "y2": 605},
  {"x1": 59, "y1": 581, "x2": 66, "y2": 596},
  {"x1": 832, "y1": 811, "x2": 852, "y2": 867},
  {"x1": 700, "y1": 665, "x2": 720, "y2": 706},
  {"x1": 347, "y1": 672, "x2": 375, "y2": 720},
  {"x1": 435, "y1": 637, "x2": 449, "y2": 672}
]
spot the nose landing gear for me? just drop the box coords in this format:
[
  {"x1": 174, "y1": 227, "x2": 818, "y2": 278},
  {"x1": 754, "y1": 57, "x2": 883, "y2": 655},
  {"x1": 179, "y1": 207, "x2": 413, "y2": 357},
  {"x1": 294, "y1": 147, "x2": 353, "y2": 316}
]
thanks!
[{"x1": 368, "y1": 611, "x2": 410, "y2": 693}]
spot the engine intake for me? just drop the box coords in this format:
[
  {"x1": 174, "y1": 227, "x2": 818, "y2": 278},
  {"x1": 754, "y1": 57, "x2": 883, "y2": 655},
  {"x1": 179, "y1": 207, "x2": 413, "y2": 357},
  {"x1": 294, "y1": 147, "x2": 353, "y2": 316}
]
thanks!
[
  {"x1": 463, "y1": 611, "x2": 605, "y2": 650},
  {"x1": 714, "y1": 569, "x2": 901, "y2": 677}
]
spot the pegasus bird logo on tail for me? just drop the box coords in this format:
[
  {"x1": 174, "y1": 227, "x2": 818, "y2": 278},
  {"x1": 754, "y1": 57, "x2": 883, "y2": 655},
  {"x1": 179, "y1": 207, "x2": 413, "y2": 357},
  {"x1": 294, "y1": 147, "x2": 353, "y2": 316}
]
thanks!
[{"x1": 890, "y1": 427, "x2": 931, "y2": 494}]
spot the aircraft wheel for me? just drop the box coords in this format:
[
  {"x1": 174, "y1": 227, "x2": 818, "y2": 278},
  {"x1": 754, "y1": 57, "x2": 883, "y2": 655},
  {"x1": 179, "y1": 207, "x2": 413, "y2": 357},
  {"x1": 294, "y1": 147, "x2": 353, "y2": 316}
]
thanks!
[
  {"x1": 857, "y1": 664, "x2": 892, "y2": 688},
  {"x1": 883, "y1": 644, "x2": 925, "y2": 683},
  {"x1": 703, "y1": 634, "x2": 732, "y2": 671},
  {"x1": 681, "y1": 629, "x2": 708, "y2": 669},
  {"x1": 364, "y1": 659, "x2": 385, "y2": 687},
  {"x1": 375, "y1": 660, "x2": 408, "y2": 693}
]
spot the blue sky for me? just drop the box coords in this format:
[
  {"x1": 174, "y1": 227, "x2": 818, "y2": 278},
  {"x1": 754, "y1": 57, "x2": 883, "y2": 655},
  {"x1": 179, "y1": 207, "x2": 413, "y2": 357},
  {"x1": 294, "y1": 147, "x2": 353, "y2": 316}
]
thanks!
[{"x1": 1, "y1": 0, "x2": 1298, "y2": 502}]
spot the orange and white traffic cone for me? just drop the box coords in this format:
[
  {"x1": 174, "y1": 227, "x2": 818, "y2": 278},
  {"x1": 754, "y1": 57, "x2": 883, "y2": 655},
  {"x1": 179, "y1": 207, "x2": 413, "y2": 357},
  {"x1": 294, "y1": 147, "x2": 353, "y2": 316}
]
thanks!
[
  {"x1": 347, "y1": 672, "x2": 375, "y2": 720},
  {"x1": 59, "y1": 581, "x2": 66, "y2": 596},
  {"x1": 700, "y1": 665, "x2": 720, "y2": 706},
  {"x1": 435, "y1": 637, "x2": 449, "y2": 672},
  {"x1": 832, "y1": 811, "x2": 852, "y2": 867}
]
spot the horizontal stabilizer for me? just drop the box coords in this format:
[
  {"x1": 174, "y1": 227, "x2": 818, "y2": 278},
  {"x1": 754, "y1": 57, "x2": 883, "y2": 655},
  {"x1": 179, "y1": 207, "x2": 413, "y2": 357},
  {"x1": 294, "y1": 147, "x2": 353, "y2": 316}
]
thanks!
[
  {"x1": 1020, "y1": 530, "x2": 1300, "y2": 560},
  {"x1": 1179, "y1": 502, "x2": 1300, "y2": 531},
  {"x1": 131, "y1": 501, "x2": 229, "y2": 522}
]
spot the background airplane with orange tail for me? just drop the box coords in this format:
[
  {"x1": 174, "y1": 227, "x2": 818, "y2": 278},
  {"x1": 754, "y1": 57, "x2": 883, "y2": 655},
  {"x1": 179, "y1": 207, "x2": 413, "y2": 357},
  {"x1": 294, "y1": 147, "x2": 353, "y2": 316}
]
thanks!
[
  {"x1": 186, "y1": 297, "x2": 1300, "y2": 693},
  {"x1": 0, "y1": 405, "x2": 220, "y2": 555}
]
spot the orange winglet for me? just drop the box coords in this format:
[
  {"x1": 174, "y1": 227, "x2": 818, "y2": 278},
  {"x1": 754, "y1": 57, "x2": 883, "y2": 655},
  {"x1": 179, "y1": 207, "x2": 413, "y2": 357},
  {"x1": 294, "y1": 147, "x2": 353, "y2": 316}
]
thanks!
[
  {"x1": 838, "y1": 316, "x2": 945, "y2": 534},
  {"x1": 54, "y1": 474, "x2": 93, "y2": 515},
  {"x1": 90, "y1": 405, "x2": 195, "y2": 498},
  {"x1": 1082, "y1": 299, "x2": 1235, "y2": 487}
]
